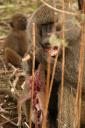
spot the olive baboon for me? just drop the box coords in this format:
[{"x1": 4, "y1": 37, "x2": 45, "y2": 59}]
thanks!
[
  {"x1": 4, "y1": 13, "x2": 28, "y2": 67},
  {"x1": 22, "y1": 2, "x2": 85, "y2": 128}
]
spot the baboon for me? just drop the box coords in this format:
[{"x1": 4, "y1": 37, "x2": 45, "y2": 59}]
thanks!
[
  {"x1": 22, "y1": 2, "x2": 85, "y2": 128},
  {"x1": 4, "y1": 13, "x2": 28, "y2": 67},
  {"x1": 22, "y1": 5, "x2": 60, "y2": 128}
]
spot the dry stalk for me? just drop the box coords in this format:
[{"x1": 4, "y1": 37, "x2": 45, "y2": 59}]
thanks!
[
  {"x1": 24, "y1": 122, "x2": 30, "y2": 128},
  {"x1": 0, "y1": 70, "x2": 13, "y2": 74},
  {"x1": 0, "y1": 117, "x2": 18, "y2": 127},
  {"x1": 29, "y1": 23, "x2": 36, "y2": 128},
  {"x1": 42, "y1": 47, "x2": 59, "y2": 128},
  {"x1": 49, "y1": 52, "x2": 58, "y2": 101},
  {"x1": 42, "y1": 52, "x2": 51, "y2": 128},
  {"x1": 42, "y1": 1, "x2": 59, "y2": 128},
  {"x1": 0, "y1": 114, "x2": 17, "y2": 126},
  {"x1": 45, "y1": 53, "x2": 51, "y2": 100},
  {"x1": 42, "y1": 53, "x2": 58, "y2": 128},
  {"x1": 74, "y1": 11, "x2": 85, "y2": 128},
  {"x1": 42, "y1": 49, "x2": 58, "y2": 128},
  {"x1": 0, "y1": 106, "x2": 9, "y2": 114},
  {"x1": 52, "y1": 0, "x2": 57, "y2": 32},
  {"x1": 11, "y1": 77, "x2": 19, "y2": 91},
  {"x1": 0, "y1": 56, "x2": 8, "y2": 73},
  {"x1": 58, "y1": 0, "x2": 65, "y2": 122},
  {"x1": 8, "y1": 63, "x2": 19, "y2": 78}
]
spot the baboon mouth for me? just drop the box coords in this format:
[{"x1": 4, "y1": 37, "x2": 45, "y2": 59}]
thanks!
[{"x1": 44, "y1": 46, "x2": 59, "y2": 57}]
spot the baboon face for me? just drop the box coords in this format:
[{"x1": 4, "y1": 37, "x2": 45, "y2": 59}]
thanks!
[
  {"x1": 27, "y1": 11, "x2": 82, "y2": 87},
  {"x1": 37, "y1": 16, "x2": 81, "y2": 83},
  {"x1": 9, "y1": 13, "x2": 27, "y2": 30}
]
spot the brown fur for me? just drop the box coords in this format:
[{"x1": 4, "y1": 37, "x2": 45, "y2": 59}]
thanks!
[{"x1": 4, "y1": 13, "x2": 28, "y2": 67}]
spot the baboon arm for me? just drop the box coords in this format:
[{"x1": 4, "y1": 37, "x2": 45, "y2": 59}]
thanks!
[{"x1": 5, "y1": 47, "x2": 22, "y2": 66}]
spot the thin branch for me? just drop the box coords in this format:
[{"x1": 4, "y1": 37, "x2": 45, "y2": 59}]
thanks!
[
  {"x1": 0, "y1": 106, "x2": 9, "y2": 114},
  {"x1": 24, "y1": 122, "x2": 30, "y2": 128},
  {"x1": 42, "y1": 53, "x2": 51, "y2": 128},
  {"x1": 40, "y1": 0, "x2": 79, "y2": 16},
  {"x1": 58, "y1": 0, "x2": 65, "y2": 121},
  {"x1": 0, "y1": 56, "x2": 8, "y2": 74},
  {"x1": 0, "y1": 117, "x2": 18, "y2": 126},
  {"x1": 29, "y1": 23, "x2": 36, "y2": 128},
  {"x1": 74, "y1": 19, "x2": 85, "y2": 128},
  {"x1": 0, "y1": 114, "x2": 17, "y2": 126}
]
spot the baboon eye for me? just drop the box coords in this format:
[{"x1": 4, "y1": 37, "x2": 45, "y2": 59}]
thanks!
[
  {"x1": 44, "y1": 42, "x2": 50, "y2": 46},
  {"x1": 43, "y1": 42, "x2": 51, "y2": 48}
]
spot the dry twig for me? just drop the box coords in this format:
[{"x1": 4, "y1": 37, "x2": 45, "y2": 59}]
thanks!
[
  {"x1": 0, "y1": 114, "x2": 17, "y2": 126},
  {"x1": 58, "y1": 0, "x2": 65, "y2": 122},
  {"x1": 29, "y1": 23, "x2": 36, "y2": 128},
  {"x1": 42, "y1": 52, "x2": 51, "y2": 128},
  {"x1": 40, "y1": 0, "x2": 79, "y2": 16},
  {"x1": 74, "y1": 16, "x2": 85, "y2": 128}
]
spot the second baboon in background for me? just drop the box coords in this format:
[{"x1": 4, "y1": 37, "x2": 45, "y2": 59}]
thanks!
[{"x1": 4, "y1": 13, "x2": 28, "y2": 67}]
